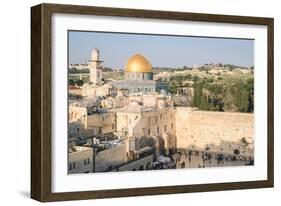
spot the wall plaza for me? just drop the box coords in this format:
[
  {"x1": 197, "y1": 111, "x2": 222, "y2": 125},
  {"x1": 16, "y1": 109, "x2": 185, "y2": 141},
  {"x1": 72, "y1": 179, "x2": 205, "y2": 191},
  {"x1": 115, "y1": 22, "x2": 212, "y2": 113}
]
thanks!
[{"x1": 68, "y1": 48, "x2": 254, "y2": 174}]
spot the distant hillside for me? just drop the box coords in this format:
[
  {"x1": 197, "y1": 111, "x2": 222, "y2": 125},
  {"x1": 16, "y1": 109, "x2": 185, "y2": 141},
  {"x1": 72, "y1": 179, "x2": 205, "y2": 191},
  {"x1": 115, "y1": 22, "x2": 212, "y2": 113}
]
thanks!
[{"x1": 152, "y1": 66, "x2": 193, "y2": 73}]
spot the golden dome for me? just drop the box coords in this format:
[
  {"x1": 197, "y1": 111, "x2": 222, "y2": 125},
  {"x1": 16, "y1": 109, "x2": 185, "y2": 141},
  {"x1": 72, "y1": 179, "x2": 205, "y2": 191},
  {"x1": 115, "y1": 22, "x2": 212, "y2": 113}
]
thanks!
[{"x1": 125, "y1": 54, "x2": 152, "y2": 73}]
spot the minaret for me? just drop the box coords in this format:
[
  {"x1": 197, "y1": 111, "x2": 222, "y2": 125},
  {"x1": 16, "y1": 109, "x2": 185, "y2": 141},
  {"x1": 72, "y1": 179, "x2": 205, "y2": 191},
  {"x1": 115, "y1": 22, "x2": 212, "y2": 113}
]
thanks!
[{"x1": 89, "y1": 48, "x2": 103, "y2": 85}]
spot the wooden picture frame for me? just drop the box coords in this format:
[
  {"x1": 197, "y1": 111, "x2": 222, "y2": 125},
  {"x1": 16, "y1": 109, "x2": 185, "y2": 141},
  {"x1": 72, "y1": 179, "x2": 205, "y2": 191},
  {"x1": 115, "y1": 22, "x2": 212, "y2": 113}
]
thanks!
[{"x1": 31, "y1": 3, "x2": 274, "y2": 202}]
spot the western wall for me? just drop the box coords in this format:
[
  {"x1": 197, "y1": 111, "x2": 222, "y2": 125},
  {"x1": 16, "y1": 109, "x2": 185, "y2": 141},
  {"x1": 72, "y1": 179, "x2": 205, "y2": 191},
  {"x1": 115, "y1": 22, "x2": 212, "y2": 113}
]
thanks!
[{"x1": 175, "y1": 107, "x2": 254, "y2": 150}]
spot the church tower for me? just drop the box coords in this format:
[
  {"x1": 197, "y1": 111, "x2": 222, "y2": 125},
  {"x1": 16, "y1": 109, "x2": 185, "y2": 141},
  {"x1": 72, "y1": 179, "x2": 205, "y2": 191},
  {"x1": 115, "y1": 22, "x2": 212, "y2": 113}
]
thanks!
[{"x1": 89, "y1": 48, "x2": 103, "y2": 85}]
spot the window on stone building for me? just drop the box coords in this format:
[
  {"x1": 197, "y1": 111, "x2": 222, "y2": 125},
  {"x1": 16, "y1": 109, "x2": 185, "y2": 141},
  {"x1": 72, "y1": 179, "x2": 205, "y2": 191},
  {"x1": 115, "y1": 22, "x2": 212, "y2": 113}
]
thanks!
[
  {"x1": 171, "y1": 123, "x2": 174, "y2": 129},
  {"x1": 112, "y1": 123, "x2": 115, "y2": 130},
  {"x1": 160, "y1": 114, "x2": 163, "y2": 119},
  {"x1": 77, "y1": 127, "x2": 80, "y2": 133},
  {"x1": 164, "y1": 125, "x2": 167, "y2": 131},
  {"x1": 69, "y1": 164, "x2": 72, "y2": 171},
  {"x1": 148, "y1": 129, "x2": 151, "y2": 135},
  {"x1": 157, "y1": 127, "x2": 160, "y2": 134},
  {"x1": 84, "y1": 159, "x2": 87, "y2": 165},
  {"x1": 73, "y1": 162, "x2": 76, "y2": 170}
]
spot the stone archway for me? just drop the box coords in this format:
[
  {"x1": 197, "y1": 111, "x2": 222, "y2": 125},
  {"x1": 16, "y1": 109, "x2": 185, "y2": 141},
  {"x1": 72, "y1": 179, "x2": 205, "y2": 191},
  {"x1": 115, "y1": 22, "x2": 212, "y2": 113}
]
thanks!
[
  {"x1": 145, "y1": 162, "x2": 151, "y2": 170},
  {"x1": 139, "y1": 165, "x2": 144, "y2": 170},
  {"x1": 151, "y1": 136, "x2": 160, "y2": 159}
]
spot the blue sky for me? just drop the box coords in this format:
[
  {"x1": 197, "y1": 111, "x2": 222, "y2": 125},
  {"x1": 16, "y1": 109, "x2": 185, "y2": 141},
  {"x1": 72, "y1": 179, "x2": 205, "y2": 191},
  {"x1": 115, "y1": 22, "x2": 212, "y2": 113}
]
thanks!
[{"x1": 68, "y1": 31, "x2": 254, "y2": 69}]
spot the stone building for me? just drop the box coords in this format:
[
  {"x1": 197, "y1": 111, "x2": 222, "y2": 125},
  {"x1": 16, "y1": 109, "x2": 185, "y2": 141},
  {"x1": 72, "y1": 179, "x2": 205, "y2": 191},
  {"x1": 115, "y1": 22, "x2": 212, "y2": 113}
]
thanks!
[
  {"x1": 115, "y1": 101, "x2": 176, "y2": 156},
  {"x1": 95, "y1": 143, "x2": 154, "y2": 172},
  {"x1": 94, "y1": 142, "x2": 127, "y2": 172},
  {"x1": 115, "y1": 154, "x2": 154, "y2": 172},
  {"x1": 81, "y1": 83, "x2": 114, "y2": 97},
  {"x1": 127, "y1": 93, "x2": 173, "y2": 108},
  {"x1": 101, "y1": 96, "x2": 128, "y2": 109},
  {"x1": 68, "y1": 146, "x2": 93, "y2": 174},
  {"x1": 68, "y1": 100, "x2": 116, "y2": 140}
]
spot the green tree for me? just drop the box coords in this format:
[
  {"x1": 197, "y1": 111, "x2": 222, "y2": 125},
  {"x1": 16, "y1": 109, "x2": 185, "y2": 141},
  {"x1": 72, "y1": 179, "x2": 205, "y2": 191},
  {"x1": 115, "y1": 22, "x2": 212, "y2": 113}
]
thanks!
[
  {"x1": 246, "y1": 78, "x2": 254, "y2": 112},
  {"x1": 192, "y1": 75, "x2": 200, "y2": 82},
  {"x1": 234, "y1": 80, "x2": 249, "y2": 112},
  {"x1": 68, "y1": 79, "x2": 75, "y2": 86},
  {"x1": 76, "y1": 79, "x2": 84, "y2": 86},
  {"x1": 192, "y1": 82, "x2": 201, "y2": 107}
]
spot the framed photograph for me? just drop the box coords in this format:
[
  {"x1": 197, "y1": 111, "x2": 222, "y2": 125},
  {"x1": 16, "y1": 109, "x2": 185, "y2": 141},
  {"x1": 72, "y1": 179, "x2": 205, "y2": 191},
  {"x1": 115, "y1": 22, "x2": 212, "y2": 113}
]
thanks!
[{"x1": 31, "y1": 3, "x2": 274, "y2": 202}]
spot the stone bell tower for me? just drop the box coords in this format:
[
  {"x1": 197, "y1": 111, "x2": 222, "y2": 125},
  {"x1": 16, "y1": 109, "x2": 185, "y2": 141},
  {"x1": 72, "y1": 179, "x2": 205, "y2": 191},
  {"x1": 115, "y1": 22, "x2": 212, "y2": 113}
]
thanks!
[{"x1": 89, "y1": 48, "x2": 103, "y2": 85}]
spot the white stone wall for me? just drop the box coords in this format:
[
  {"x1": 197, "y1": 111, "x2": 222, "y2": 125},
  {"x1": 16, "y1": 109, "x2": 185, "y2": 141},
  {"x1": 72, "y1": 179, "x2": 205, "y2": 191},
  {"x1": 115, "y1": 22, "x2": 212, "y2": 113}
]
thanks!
[{"x1": 175, "y1": 108, "x2": 254, "y2": 150}]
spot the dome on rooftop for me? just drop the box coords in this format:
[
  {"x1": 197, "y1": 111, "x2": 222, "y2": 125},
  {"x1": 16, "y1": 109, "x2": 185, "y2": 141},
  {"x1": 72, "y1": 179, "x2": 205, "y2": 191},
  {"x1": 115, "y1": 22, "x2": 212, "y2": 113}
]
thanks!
[{"x1": 125, "y1": 54, "x2": 152, "y2": 73}]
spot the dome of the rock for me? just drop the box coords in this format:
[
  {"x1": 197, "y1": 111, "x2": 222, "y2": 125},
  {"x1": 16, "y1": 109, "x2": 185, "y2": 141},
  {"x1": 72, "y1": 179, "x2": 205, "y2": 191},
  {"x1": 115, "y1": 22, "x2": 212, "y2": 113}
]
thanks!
[{"x1": 125, "y1": 54, "x2": 152, "y2": 73}]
